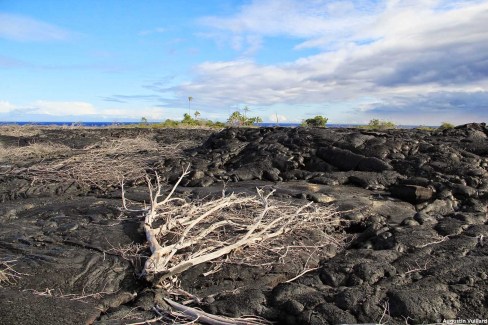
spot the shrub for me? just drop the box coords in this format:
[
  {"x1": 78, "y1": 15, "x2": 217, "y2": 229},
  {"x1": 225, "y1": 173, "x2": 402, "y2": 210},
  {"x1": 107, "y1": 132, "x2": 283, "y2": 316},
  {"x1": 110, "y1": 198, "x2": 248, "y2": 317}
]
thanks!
[
  {"x1": 150, "y1": 117, "x2": 226, "y2": 129},
  {"x1": 135, "y1": 112, "x2": 255, "y2": 129},
  {"x1": 227, "y1": 111, "x2": 262, "y2": 127},
  {"x1": 439, "y1": 122, "x2": 455, "y2": 129},
  {"x1": 361, "y1": 119, "x2": 396, "y2": 130},
  {"x1": 416, "y1": 125, "x2": 435, "y2": 131},
  {"x1": 137, "y1": 117, "x2": 150, "y2": 128},
  {"x1": 207, "y1": 121, "x2": 226, "y2": 128},
  {"x1": 181, "y1": 113, "x2": 199, "y2": 126},
  {"x1": 302, "y1": 115, "x2": 328, "y2": 127},
  {"x1": 160, "y1": 119, "x2": 180, "y2": 127}
]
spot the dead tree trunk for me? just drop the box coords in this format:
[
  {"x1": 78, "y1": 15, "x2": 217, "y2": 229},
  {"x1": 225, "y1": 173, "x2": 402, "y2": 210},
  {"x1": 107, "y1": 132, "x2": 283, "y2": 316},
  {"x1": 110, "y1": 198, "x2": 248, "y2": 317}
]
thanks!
[{"x1": 122, "y1": 166, "x2": 343, "y2": 285}]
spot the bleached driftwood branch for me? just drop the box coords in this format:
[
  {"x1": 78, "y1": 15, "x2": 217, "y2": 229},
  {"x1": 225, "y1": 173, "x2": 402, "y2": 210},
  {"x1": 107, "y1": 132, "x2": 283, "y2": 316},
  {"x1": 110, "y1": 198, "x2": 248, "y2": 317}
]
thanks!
[
  {"x1": 123, "y1": 165, "x2": 344, "y2": 283},
  {"x1": 162, "y1": 298, "x2": 272, "y2": 325}
]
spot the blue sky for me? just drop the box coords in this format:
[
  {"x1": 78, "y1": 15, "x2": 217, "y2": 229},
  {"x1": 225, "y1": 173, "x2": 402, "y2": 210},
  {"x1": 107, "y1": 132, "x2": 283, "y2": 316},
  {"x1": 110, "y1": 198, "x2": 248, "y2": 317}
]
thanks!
[{"x1": 1, "y1": 0, "x2": 487, "y2": 124}]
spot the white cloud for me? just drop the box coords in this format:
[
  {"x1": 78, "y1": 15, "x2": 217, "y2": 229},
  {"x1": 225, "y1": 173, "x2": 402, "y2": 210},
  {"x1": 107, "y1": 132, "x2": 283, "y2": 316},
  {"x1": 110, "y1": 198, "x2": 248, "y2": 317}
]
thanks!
[
  {"x1": 100, "y1": 107, "x2": 164, "y2": 120},
  {"x1": 268, "y1": 113, "x2": 288, "y2": 122},
  {"x1": 0, "y1": 100, "x2": 15, "y2": 113},
  {"x1": 0, "y1": 12, "x2": 71, "y2": 41},
  {"x1": 0, "y1": 100, "x2": 167, "y2": 121},
  {"x1": 33, "y1": 101, "x2": 97, "y2": 116},
  {"x1": 156, "y1": 0, "x2": 488, "y2": 124},
  {"x1": 201, "y1": 0, "x2": 376, "y2": 40},
  {"x1": 361, "y1": 90, "x2": 488, "y2": 125},
  {"x1": 33, "y1": 101, "x2": 164, "y2": 120},
  {"x1": 200, "y1": 0, "x2": 381, "y2": 53}
]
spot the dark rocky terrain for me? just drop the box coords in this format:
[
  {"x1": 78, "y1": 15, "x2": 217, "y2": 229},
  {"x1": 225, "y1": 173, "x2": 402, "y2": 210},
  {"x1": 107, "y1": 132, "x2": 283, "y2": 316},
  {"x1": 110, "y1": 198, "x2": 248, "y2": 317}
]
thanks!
[{"x1": 1, "y1": 124, "x2": 487, "y2": 324}]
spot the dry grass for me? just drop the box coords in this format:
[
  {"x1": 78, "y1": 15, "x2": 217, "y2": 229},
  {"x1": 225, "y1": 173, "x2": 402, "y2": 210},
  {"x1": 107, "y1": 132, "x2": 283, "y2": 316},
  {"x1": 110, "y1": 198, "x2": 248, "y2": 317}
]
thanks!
[
  {"x1": 2, "y1": 135, "x2": 186, "y2": 190},
  {"x1": 0, "y1": 125, "x2": 42, "y2": 137},
  {"x1": 0, "y1": 124, "x2": 106, "y2": 137},
  {"x1": 0, "y1": 259, "x2": 25, "y2": 286},
  {"x1": 104, "y1": 242, "x2": 147, "y2": 272},
  {"x1": 0, "y1": 142, "x2": 71, "y2": 163}
]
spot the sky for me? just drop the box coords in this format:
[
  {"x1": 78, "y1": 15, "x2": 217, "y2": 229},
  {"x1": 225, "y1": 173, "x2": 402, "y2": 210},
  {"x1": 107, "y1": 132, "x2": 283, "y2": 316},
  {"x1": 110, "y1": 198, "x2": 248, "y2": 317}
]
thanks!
[{"x1": 0, "y1": 0, "x2": 487, "y2": 125}]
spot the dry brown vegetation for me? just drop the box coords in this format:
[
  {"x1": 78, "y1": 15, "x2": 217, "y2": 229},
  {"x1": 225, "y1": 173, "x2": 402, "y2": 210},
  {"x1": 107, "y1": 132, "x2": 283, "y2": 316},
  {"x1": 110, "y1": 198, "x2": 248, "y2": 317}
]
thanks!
[
  {"x1": 0, "y1": 125, "x2": 43, "y2": 138},
  {"x1": 1, "y1": 135, "x2": 187, "y2": 190},
  {"x1": 0, "y1": 142, "x2": 71, "y2": 163}
]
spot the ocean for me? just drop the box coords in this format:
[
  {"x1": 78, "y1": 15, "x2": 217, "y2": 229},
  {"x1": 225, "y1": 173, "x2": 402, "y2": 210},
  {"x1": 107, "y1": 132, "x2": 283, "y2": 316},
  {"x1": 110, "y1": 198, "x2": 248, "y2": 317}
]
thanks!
[{"x1": 0, "y1": 121, "x2": 424, "y2": 128}]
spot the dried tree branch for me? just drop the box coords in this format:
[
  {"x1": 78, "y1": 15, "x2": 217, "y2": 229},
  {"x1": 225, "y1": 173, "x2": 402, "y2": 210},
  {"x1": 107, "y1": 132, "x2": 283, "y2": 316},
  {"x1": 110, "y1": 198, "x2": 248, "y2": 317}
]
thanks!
[
  {"x1": 0, "y1": 259, "x2": 27, "y2": 286},
  {"x1": 163, "y1": 298, "x2": 272, "y2": 325},
  {"x1": 125, "y1": 168, "x2": 345, "y2": 284}
]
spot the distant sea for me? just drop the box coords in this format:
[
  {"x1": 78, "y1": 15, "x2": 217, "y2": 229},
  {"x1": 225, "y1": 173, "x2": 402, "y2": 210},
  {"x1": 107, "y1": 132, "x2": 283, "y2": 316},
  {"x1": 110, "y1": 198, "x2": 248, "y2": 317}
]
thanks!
[
  {"x1": 0, "y1": 121, "x2": 141, "y2": 127},
  {"x1": 0, "y1": 121, "x2": 425, "y2": 129},
  {"x1": 257, "y1": 122, "x2": 357, "y2": 128}
]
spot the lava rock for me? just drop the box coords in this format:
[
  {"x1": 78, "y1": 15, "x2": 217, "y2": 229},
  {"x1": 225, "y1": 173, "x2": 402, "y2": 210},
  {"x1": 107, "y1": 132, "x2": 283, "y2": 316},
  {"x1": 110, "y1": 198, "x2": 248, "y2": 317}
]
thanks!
[
  {"x1": 387, "y1": 289, "x2": 460, "y2": 322},
  {"x1": 390, "y1": 184, "x2": 434, "y2": 203}
]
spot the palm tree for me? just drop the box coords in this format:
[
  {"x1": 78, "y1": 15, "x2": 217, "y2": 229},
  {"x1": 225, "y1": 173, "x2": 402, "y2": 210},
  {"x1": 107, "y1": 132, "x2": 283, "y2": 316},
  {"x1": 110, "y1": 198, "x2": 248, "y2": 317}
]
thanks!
[
  {"x1": 194, "y1": 110, "x2": 200, "y2": 120},
  {"x1": 188, "y1": 96, "x2": 193, "y2": 115},
  {"x1": 243, "y1": 106, "x2": 250, "y2": 118}
]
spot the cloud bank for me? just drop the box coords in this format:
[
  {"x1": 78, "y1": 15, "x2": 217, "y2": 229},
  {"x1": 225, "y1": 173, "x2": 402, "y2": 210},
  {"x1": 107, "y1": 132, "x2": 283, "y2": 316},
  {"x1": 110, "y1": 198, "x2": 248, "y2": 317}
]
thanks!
[
  {"x1": 0, "y1": 100, "x2": 165, "y2": 122},
  {"x1": 155, "y1": 0, "x2": 488, "y2": 124}
]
